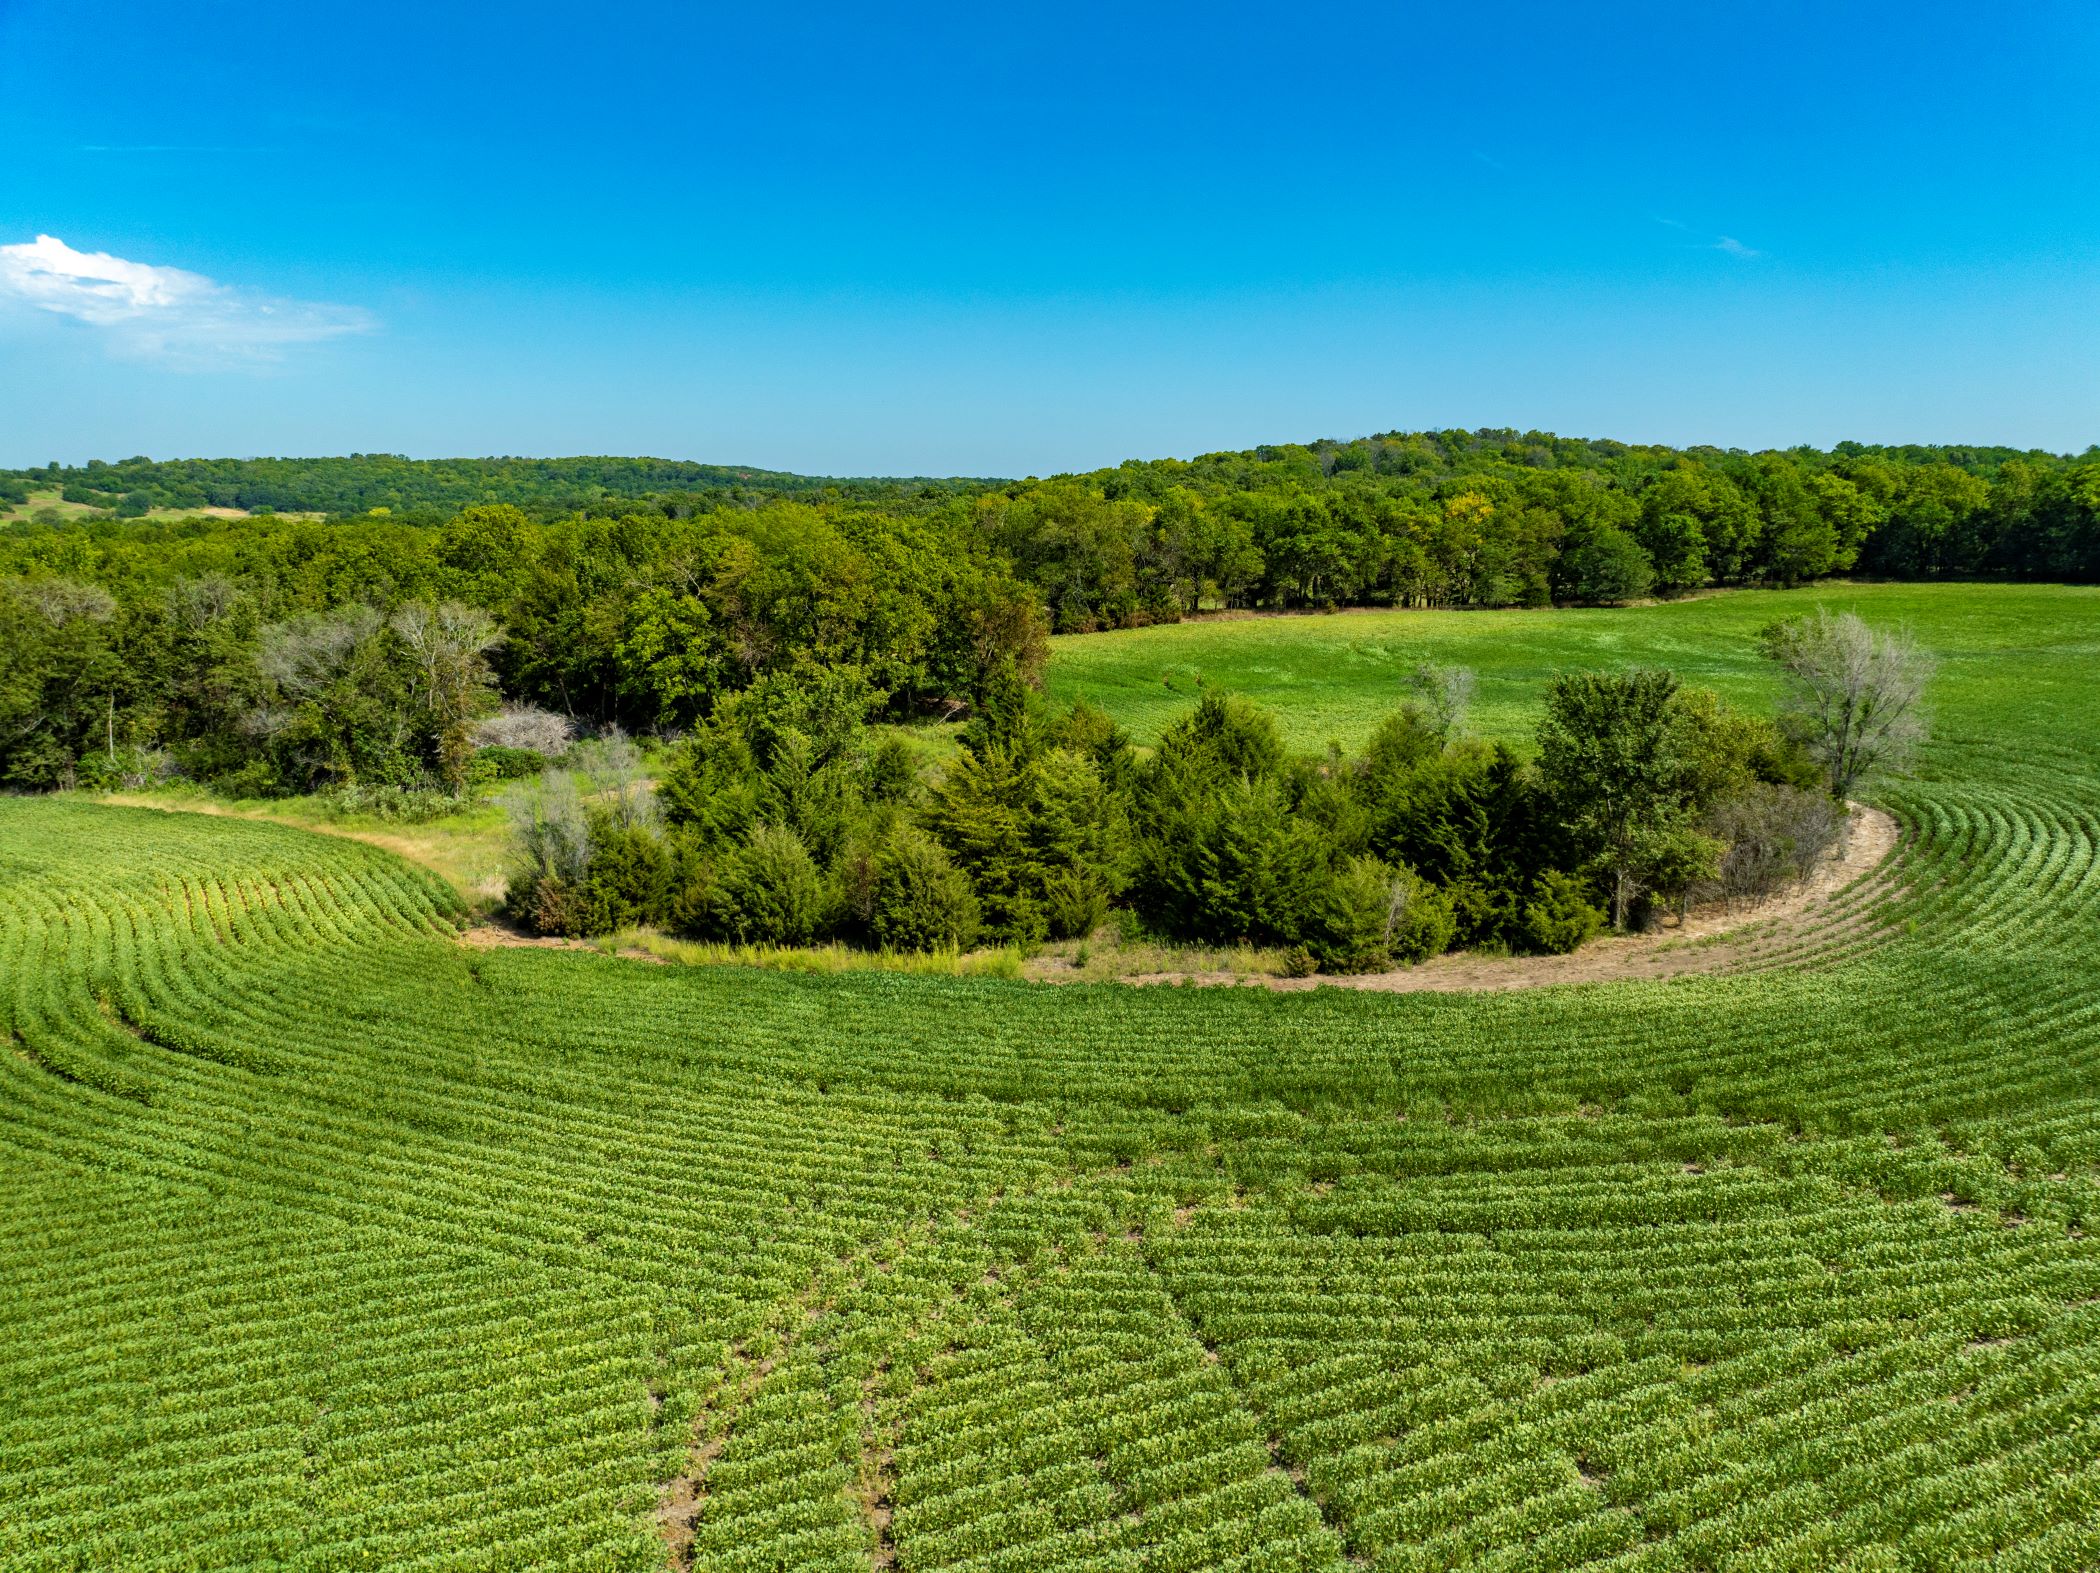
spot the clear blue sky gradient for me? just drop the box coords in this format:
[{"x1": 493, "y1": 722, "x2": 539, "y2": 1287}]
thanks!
[{"x1": 2, "y1": 1, "x2": 2097, "y2": 475}]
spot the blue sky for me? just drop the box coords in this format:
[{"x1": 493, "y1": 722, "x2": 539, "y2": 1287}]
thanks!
[{"x1": 2, "y1": 0, "x2": 2097, "y2": 475}]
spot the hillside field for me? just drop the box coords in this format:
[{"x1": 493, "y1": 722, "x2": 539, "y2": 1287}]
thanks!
[
  {"x1": 5, "y1": 583, "x2": 2100, "y2": 1572},
  {"x1": 0, "y1": 489, "x2": 303, "y2": 527},
  {"x1": 1044, "y1": 582, "x2": 2099, "y2": 752}
]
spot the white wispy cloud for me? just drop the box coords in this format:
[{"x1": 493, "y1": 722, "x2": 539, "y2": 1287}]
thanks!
[
  {"x1": 1649, "y1": 216, "x2": 1764, "y2": 259},
  {"x1": 0, "y1": 233, "x2": 372, "y2": 367}
]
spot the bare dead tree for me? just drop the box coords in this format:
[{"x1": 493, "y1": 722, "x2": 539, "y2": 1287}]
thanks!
[
  {"x1": 472, "y1": 704, "x2": 576, "y2": 758},
  {"x1": 21, "y1": 579, "x2": 117, "y2": 626},
  {"x1": 1700, "y1": 783, "x2": 1846, "y2": 908},
  {"x1": 1407, "y1": 662, "x2": 1475, "y2": 741},
  {"x1": 570, "y1": 725, "x2": 657, "y2": 830},
  {"x1": 502, "y1": 769, "x2": 593, "y2": 887},
  {"x1": 1762, "y1": 608, "x2": 1934, "y2": 800},
  {"x1": 257, "y1": 604, "x2": 384, "y2": 700},
  {"x1": 391, "y1": 600, "x2": 503, "y2": 796}
]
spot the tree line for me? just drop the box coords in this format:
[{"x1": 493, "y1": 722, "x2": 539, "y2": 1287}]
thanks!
[
  {"x1": 0, "y1": 504, "x2": 1043, "y2": 795},
  {"x1": 505, "y1": 612, "x2": 1926, "y2": 971},
  {"x1": 11, "y1": 429, "x2": 2099, "y2": 609},
  {"x1": 0, "y1": 426, "x2": 2061, "y2": 797},
  {"x1": 988, "y1": 431, "x2": 2100, "y2": 626}
]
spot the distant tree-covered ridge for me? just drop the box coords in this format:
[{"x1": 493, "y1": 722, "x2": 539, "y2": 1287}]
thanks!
[
  {"x1": 1, "y1": 453, "x2": 998, "y2": 520},
  {"x1": 10, "y1": 427, "x2": 2098, "y2": 610}
]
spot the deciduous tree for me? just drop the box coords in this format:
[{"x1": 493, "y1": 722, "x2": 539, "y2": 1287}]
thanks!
[{"x1": 1762, "y1": 608, "x2": 1933, "y2": 800}]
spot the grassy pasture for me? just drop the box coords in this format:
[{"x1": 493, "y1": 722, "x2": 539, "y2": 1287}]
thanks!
[
  {"x1": 1045, "y1": 581, "x2": 2100, "y2": 753},
  {"x1": 4, "y1": 582, "x2": 2100, "y2": 1571}
]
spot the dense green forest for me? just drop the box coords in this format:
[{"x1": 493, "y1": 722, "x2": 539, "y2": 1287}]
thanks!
[{"x1": 4, "y1": 429, "x2": 2096, "y2": 803}]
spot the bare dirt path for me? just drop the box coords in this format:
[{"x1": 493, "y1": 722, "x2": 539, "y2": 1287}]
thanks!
[
  {"x1": 1094, "y1": 803, "x2": 1900, "y2": 995},
  {"x1": 459, "y1": 918, "x2": 670, "y2": 963}
]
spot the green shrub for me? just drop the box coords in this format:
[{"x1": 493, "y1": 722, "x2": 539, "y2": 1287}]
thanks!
[
  {"x1": 658, "y1": 722, "x2": 764, "y2": 848},
  {"x1": 866, "y1": 829, "x2": 979, "y2": 952},
  {"x1": 1302, "y1": 856, "x2": 1400, "y2": 973},
  {"x1": 1040, "y1": 866, "x2": 1109, "y2": 942},
  {"x1": 209, "y1": 759, "x2": 284, "y2": 798},
  {"x1": 1443, "y1": 877, "x2": 1523, "y2": 950},
  {"x1": 864, "y1": 735, "x2": 919, "y2": 802},
  {"x1": 710, "y1": 825, "x2": 828, "y2": 945},
  {"x1": 1635, "y1": 826, "x2": 1725, "y2": 922},
  {"x1": 1519, "y1": 869, "x2": 1604, "y2": 954},
  {"x1": 1131, "y1": 773, "x2": 1326, "y2": 946},
  {"x1": 1387, "y1": 869, "x2": 1458, "y2": 964},
  {"x1": 577, "y1": 818, "x2": 678, "y2": 930},
  {"x1": 526, "y1": 874, "x2": 602, "y2": 937},
  {"x1": 315, "y1": 782, "x2": 460, "y2": 823},
  {"x1": 476, "y1": 745, "x2": 546, "y2": 782},
  {"x1": 924, "y1": 739, "x2": 1119, "y2": 946}
]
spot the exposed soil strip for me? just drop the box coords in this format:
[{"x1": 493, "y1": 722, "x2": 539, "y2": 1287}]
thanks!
[
  {"x1": 858, "y1": 1362, "x2": 900, "y2": 1571},
  {"x1": 459, "y1": 917, "x2": 668, "y2": 964}
]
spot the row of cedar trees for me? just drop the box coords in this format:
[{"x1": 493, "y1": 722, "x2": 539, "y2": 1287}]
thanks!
[
  {"x1": 0, "y1": 427, "x2": 2030, "y2": 795},
  {"x1": 509, "y1": 645, "x2": 1857, "y2": 972}
]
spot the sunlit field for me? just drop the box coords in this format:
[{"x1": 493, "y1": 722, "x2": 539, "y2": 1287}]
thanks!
[
  {"x1": 1044, "y1": 582, "x2": 2099, "y2": 752},
  {"x1": 6, "y1": 582, "x2": 2099, "y2": 1571}
]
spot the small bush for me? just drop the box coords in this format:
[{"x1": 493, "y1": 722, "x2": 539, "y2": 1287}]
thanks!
[
  {"x1": 527, "y1": 875, "x2": 601, "y2": 937},
  {"x1": 1704, "y1": 783, "x2": 1845, "y2": 905},
  {"x1": 864, "y1": 735, "x2": 919, "y2": 803},
  {"x1": 316, "y1": 782, "x2": 460, "y2": 823},
  {"x1": 710, "y1": 825, "x2": 828, "y2": 945},
  {"x1": 1388, "y1": 872, "x2": 1458, "y2": 964},
  {"x1": 73, "y1": 746, "x2": 178, "y2": 793},
  {"x1": 1519, "y1": 870, "x2": 1604, "y2": 954},
  {"x1": 866, "y1": 829, "x2": 979, "y2": 952},
  {"x1": 211, "y1": 759, "x2": 284, "y2": 798},
  {"x1": 1302, "y1": 858, "x2": 1455, "y2": 973},
  {"x1": 476, "y1": 745, "x2": 546, "y2": 782}
]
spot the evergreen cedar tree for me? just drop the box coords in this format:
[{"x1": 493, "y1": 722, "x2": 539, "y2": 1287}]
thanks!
[{"x1": 511, "y1": 668, "x2": 1832, "y2": 970}]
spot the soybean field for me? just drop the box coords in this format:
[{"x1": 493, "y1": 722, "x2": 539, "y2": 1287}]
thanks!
[{"x1": 5, "y1": 583, "x2": 2100, "y2": 1572}]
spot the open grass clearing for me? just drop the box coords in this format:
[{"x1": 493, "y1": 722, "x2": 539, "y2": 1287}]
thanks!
[{"x1": 1045, "y1": 581, "x2": 2100, "y2": 752}]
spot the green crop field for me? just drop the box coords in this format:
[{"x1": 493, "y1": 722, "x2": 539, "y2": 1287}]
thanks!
[{"x1": 5, "y1": 583, "x2": 2100, "y2": 1571}]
